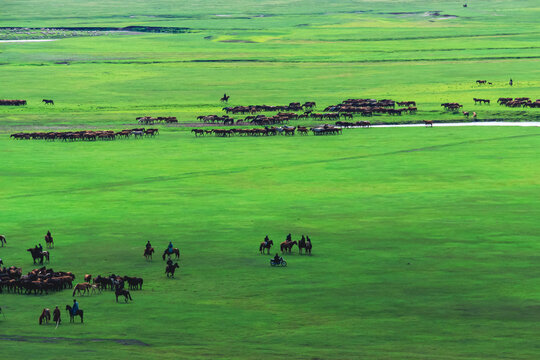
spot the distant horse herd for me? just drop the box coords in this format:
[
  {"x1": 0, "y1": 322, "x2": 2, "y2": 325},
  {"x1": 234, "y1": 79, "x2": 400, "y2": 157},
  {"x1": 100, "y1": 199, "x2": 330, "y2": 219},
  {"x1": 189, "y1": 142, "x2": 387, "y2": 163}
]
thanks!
[
  {"x1": 10, "y1": 128, "x2": 158, "y2": 141},
  {"x1": 137, "y1": 116, "x2": 178, "y2": 124},
  {"x1": 0, "y1": 266, "x2": 74, "y2": 295},
  {"x1": 0, "y1": 99, "x2": 27, "y2": 106},
  {"x1": 192, "y1": 124, "x2": 342, "y2": 137}
]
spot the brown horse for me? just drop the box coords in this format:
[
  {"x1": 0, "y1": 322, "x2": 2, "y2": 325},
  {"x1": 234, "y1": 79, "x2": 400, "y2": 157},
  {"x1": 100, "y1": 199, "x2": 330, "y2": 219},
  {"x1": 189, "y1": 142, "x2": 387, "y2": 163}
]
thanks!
[
  {"x1": 259, "y1": 239, "x2": 273, "y2": 254},
  {"x1": 73, "y1": 282, "x2": 91, "y2": 296},
  {"x1": 45, "y1": 234, "x2": 54, "y2": 248},
  {"x1": 0, "y1": 235, "x2": 6, "y2": 247},
  {"x1": 423, "y1": 120, "x2": 433, "y2": 127},
  {"x1": 280, "y1": 240, "x2": 297, "y2": 253},
  {"x1": 144, "y1": 247, "x2": 155, "y2": 260},
  {"x1": 166, "y1": 263, "x2": 180, "y2": 278},
  {"x1": 66, "y1": 305, "x2": 83, "y2": 323},
  {"x1": 162, "y1": 248, "x2": 180, "y2": 260},
  {"x1": 221, "y1": 94, "x2": 230, "y2": 102},
  {"x1": 27, "y1": 248, "x2": 49, "y2": 264},
  {"x1": 39, "y1": 308, "x2": 51, "y2": 325},
  {"x1": 115, "y1": 288, "x2": 133, "y2": 303}
]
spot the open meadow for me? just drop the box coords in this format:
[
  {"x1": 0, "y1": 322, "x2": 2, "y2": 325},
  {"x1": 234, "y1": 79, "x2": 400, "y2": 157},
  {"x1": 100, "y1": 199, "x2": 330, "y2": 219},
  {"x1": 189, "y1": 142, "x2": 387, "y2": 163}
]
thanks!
[{"x1": 1, "y1": 1, "x2": 540, "y2": 359}]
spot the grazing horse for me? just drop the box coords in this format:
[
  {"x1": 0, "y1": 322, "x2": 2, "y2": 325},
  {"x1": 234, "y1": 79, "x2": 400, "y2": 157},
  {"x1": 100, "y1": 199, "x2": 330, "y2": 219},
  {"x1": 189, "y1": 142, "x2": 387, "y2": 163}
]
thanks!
[
  {"x1": 115, "y1": 288, "x2": 133, "y2": 303},
  {"x1": 42, "y1": 99, "x2": 54, "y2": 105},
  {"x1": 39, "y1": 308, "x2": 51, "y2": 325},
  {"x1": 423, "y1": 120, "x2": 433, "y2": 127},
  {"x1": 162, "y1": 248, "x2": 180, "y2": 261},
  {"x1": 0, "y1": 235, "x2": 6, "y2": 247},
  {"x1": 259, "y1": 239, "x2": 273, "y2": 254},
  {"x1": 280, "y1": 240, "x2": 297, "y2": 253},
  {"x1": 72, "y1": 282, "x2": 91, "y2": 296},
  {"x1": 144, "y1": 247, "x2": 155, "y2": 260},
  {"x1": 221, "y1": 94, "x2": 230, "y2": 102},
  {"x1": 65, "y1": 305, "x2": 84, "y2": 323},
  {"x1": 166, "y1": 263, "x2": 180, "y2": 278},
  {"x1": 45, "y1": 234, "x2": 54, "y2": 248},
  {"x1": 27, "y1": 248, "x2": 49, "y2": 264}
]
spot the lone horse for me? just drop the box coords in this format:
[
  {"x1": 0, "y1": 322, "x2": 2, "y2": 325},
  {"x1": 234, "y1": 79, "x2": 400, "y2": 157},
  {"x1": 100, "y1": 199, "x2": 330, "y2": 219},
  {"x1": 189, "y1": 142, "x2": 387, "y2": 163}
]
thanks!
[
  {"x1": 166, "y1": 263, "x2": 180, "y2": 278},
  {"x1": 27, "y1": 248, "x2": 49, "y2": 265},
  {"x1": 115, "y1": 288, "x2": 133, "y2": 303},
  {"x1": 144, "y1": 247, "x2": 155, "y2": 260},
  {"x1": 65, "y1": 305, "x2": 84, "y2": 323},
  {"x1": 423, "y1": 120, "x2": 433, "y2": 127},
  {"x1": 259, "y1": 239, "x2": 273, "y2": 254},
  {"x1": 42, "y1": 99, "x2": 54, "y2": 105},
  {"x1": 162, "y1": 248, "x2": 180, "y2": 261},
  {"x1": 280, "y1": 240, "x2": 297, "y2": 253},
  {"x1": 39, "y1": 308, "x2": 51, "y2": 325},
  {"x1": 220, "y1": 93, "x2": 230, "y2": 103},
  {"x1": 0, "y1": 235, "x2": 6, "y2": 247}
]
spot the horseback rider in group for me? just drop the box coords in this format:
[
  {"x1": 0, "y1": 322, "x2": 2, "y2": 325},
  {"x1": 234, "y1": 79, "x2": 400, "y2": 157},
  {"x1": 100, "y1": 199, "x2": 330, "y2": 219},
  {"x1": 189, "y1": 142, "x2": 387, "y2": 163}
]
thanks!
[
  {"x1": 264, "y1": 235, "x2": 270, "y2": 247},
  {"x1": 167, "y1": 241, "x2": 174, "y2": 254},
  {"x1": 286, "y1": 233, "x2": 292, "y2": 242},
  {"x1": 72, "y1": 299, "x2": 79, "y2": 316},
  {"x1": 146, "y1": 241, "x2": 152, "y2": 250}
]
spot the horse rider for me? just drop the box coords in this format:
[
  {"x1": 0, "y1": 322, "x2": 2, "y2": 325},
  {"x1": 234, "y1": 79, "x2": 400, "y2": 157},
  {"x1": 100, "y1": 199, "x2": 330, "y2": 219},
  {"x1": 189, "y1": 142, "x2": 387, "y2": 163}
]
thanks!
[
  {"x1": 167, "y1": 241, "x2": 174, "y2": 254},
  {"x1": 38, "y1": 243, "x2": 43, "y2": 253},
  {"x1": 146, "y1": 241, "x2": 152, "y2": 250},
  {"x1": 46, "y1": 230, "x2": 52, "y2": 240},
  {"x1": 286, "y1": 233, "x2": 292, "y2": 242},
  {"x1": 166, "y1": 258, "x2": 173, "y2": 267},
  {"x1": 509, "y1": 78, "x2": 513, "y2": 86},
  {"x1": 264, "y1": 235, "x2": 270, "y2": 246},
  {"x1": 306, "y1": 235, "x2": 311, "y2": 243},
  {"x1": 72, "y1": 299, "x2": 79, "y2": 316},
  {"x1": 273, "y1": 253, "x2": 282, "y2": 265},
  {"x1": 53, "y1": 306, "x2": 61, "y2": 324}
]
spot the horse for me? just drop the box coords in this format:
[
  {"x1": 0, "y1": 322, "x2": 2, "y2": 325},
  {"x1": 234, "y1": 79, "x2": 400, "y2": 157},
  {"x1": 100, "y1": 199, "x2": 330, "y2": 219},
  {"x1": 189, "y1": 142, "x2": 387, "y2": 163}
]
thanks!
[
  {"x1": 27, "y1": 248, "x2": 49, "y2": 264},
  {"x1": 115, "y1": 288, "x2": 133, "y2": 303},
  {"x1": 42, "y1": 99, "x2": 54, "y2": 105},
  {"x1": 298, "y1": 236, "x2": 306, "y2": 254},
  {"x1": 45, "y1": 234, "x2": 54, "y2": 248},
  {"x1": 221, "y1": 94, "x2": 230, "y2": 102},
  {"x1": 166, "y1": 263, "x2": 180, "y2": 278},
  {"x1": 259, "y1": 239, "x2": 273, "y2": 254},
  {"x1": 144, "y1": 247, "x2": 155, "y2": 260},
  {"x1": 423, "y1": 120, "x2": 433, "y2": 127},
  {"x1": 162, "y1": 248, "x2": 180, "y2": 261},
  {"x1": 305, "y1": 239, "x2": 312, "y2": 255},
  {"x1": 65, "y1": 305, "x2": 83, "y2": 323},
  {"x1": 84, "y1": 274, "x2": 92, "y2": 283},
  {"x1": 0, "y1": 235, "x2": 6, "y2": 247},
  {"x1": 72, "y1": 282, "x2": 91, "y2": 296},
  {"x1": 39, "y1": 308, "x2": 51, "y2": 325},
  {"x1": 280, "y1": 240, "x2": 297, "y2": 253}
]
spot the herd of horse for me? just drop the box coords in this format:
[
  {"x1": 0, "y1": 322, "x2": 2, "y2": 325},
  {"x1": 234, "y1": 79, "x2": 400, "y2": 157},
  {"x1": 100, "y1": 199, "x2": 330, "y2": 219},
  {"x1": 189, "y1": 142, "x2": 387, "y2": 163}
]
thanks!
[
  {"x1": 137, "y1": 116, "x2": 178, "y2": 124},
  {"x1": 222, "y1": 102, "x2": 316, "y2": 114},
  {"x1": 0, "y1": 266, "x2": 75, "y2": 295},
  {"x1": 259, "y1": 235, "x2": 313, "y2": 255},
  {"x1": 10, "y1": 128, "x2": 158, "y2": 141},
  {"x1": 192, "y1": 125, "x2": 342, "y2": 137},
  {"x1": 497, "y1": 97, "x2": 540, "y2": 108},
  {"x1": 0, "y1": 99, "x2": 26, "y2": 106}
]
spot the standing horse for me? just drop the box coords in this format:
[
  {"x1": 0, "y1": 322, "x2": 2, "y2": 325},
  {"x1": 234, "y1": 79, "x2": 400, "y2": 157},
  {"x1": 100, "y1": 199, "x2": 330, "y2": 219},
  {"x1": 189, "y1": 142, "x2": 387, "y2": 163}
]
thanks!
[
  {"x1": 39, "y1": 308, "x2": 51, "y2": 325},
  {"x1": 27, "y1": 248, "x2": 49, "y2": 264},
  {"x1": 45, "y1": 234, "x2": 54, "y2": 248},
  {"x1": 298, "y1": 236, "x2": 306, "y2": 254},
  {"x1": 144, "y1": 247, "x2": 155, "y2": 260},
  {"x1": 305, "y1": 238, "x2": 312, "y2": 255},
  {"x1": 0, "y1": 235, "x2": 6, "y2": 247},
  {"x1": 259, "y1": 240, "x2": 273, "y2": 254},
  {"x1": 65, "y1": 305, "x2": 84, "y2": 323},
  {"x1": 115, "y1": 288, "x2": 133, "y2": 303},
  {"x1": 423, "y1": 120, "x2": 433, "y2": 127},
  {"x1": 166, "y1": 263, "x2": 180, "y2": 278},
  {"x1": 280, "y1": 240, "x2": 297, "y2": 253},
  {"x1": 42, "y1": 99, "x2": 54, "y2": 105},
  {"x1": 162, "y1": 248, "x2": 180, "y2": 260},
  {"x1": 220, "y1": 93, "x2": 230, "y2": 102},
  {"x1": 72, "y1": 282, "x2": 91, "y2": 296}
]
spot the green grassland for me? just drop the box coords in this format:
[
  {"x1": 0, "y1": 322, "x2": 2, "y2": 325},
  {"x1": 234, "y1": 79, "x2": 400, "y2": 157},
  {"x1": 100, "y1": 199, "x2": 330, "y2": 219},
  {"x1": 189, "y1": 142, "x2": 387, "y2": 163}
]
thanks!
[{"x1": 1, "y1": 1, "x2": 540, "y2": 359}]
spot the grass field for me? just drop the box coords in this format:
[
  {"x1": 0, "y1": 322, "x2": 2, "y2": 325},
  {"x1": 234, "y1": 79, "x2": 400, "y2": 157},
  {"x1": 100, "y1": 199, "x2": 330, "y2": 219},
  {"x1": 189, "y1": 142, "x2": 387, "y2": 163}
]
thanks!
[{"x1": 1, "y1": 1, "x2": 540, "y2": 359}]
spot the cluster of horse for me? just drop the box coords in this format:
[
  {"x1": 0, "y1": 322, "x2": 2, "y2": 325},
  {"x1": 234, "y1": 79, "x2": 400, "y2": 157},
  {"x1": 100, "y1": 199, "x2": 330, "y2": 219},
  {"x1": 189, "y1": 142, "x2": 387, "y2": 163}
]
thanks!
[
  {"x1": 39, "y1": 304, "x2": 81, "y2": 325},
  {"x1": 0, "y1": 99, "x2": 27, "y2": 106},
  {"x1": 441, "y1": 103, "x2": 463, "y2": 111},
  {"x1": 0, "y1": 266, "x2": 75, "y2": 295},
  {"x1": 197, "y1": 112, "x2": 301, "y2": 125},
  {"x1": 10, "y1": 128, "x2": 158, "y2": 141},
  {"x1": 259, "y1": 235, "x2": 313, "y2": 254},
  {"x1": 498, "y1": 97, "x2": 540, "y2": 108},
  {"x1": 192, "y1": 126, "x2": 305, "y2": 137},
  {"x1": 476, "y1": 80, "x2": 493, "y2": 85},
  {"x1": 335, "y1": 121, "x2": 371, "y2": 128},
  {"x1": 473, "y1": 98, "x2": 491, "y2": 105},
  {"x1": 323, "y1": 98, "x2": 417, "y2": 117},
  {"x1": 222, "y1": 102, "x2": 316, "y2": 114},
  {"x1": 136, "y1": 116, "x2": 178, "y2": 124}
]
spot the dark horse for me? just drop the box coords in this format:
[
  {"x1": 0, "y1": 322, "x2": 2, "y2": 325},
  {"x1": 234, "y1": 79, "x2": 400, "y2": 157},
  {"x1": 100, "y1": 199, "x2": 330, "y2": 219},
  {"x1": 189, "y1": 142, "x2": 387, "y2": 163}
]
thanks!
[
  {"x1": 115, "y1": 288, "x2": 133, "y2": 303},
  {"x1": 166, "y1": 263, "x2": 180, "y2": 278},
  {"x1": 0, "y1": 235, "x2": 6, "y2": 247},
  {"x1": 42, "y1": 99, "x2": 54, "y2": 105},
  {"x1": 298, "y1": 236, "x2": 313, "y2": 255},
  {"x1": 259, "y1": 239, "x2": 273, "y2": 254},
  {"x1": 39, "y1": 308, "x2": 51, "y2": 325},
  {"x1": 144, "y1": 247, "x2": 155, "y2": 260},
  {"x1": 45, "y1": 233, "x2": 54, "y2": 248},
  {"x1": 65, "y1": 305, "x2": 84, "y2": 323},
  {"x1": 220, "y1": 93, "x2": 230, "y2": 102},
  {"x1": 162, "y1": 248, "x2": 180, "y2": 260},
  {"x1": 27, "y1": 248, "x2": 49, "y2": 264},
  {"x1": 280, "y1": 240, "x2": 297, "y2": 253}
]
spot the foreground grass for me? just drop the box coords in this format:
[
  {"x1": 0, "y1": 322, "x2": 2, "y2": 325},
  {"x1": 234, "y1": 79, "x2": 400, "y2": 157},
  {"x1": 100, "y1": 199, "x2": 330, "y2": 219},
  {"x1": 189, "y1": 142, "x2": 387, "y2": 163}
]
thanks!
[{"x1": 1, "y1": 127, "x2": 539, "y2": 359}]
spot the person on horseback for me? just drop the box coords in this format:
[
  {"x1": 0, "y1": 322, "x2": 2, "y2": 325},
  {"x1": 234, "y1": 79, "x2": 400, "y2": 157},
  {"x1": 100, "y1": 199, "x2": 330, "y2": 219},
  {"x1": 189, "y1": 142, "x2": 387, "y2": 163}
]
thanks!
[
  {"x1": 47, "y1": 230, "x2": 51, "y2": 238},
  {"x1": 146, "y1": 241, "x2": 152, "y2": 250},
  {"x1": 286, "y1": 233, "x2": 292, "y2": 242},
  {"x1": 166, "y1": 258, "x2": 173, "y2": 267},
  {"x1": 72, "y1": 299, "x2": 79, "y2": 316},
  {"x1": 38, "y1": 243, "x2": 43, "y2": 252},
  {"x1": 167, "y1": 241, "x2": 173, "y2": 254},
  {"x1": 264, "y1": 235, "x2": 269, "y2": 246}
]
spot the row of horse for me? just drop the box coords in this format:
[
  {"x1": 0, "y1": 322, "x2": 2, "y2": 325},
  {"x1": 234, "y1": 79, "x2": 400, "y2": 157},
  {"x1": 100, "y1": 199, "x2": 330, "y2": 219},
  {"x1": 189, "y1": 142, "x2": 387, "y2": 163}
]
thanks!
[
  {"x1": 10, "y1": 128, "x2": 158, "y2": 141},
  {"x1": 222, "y1": 102, "x2": 316, "y2": 114},
  {"x1": 259, "y1": 236, "x2": 313, "y2": 254},
  {"x1": 90, "y1": 274, "x2": 144, "y2": 291},
  {"x1": 0, "y1": 99, "x2": 27, "y2": 106},
  {"x1": 497, "y1": 97, "x2": 540, "y2": 108},
  {"x1": 324, "y1": 98, "x2": 410, "y2": 112},
  {"x1": 192, "y1": 125, "x2": 342, "y2": 137},
  {"x1": 441, "y1": 103, "x2": 463, "y2": 111},
  {"x1": 0, "y1": 266, "x2": 75, "y2": 295},
  {"x1": 136, "y1": 116, "x2": 178, "y2": 124},
  {"x1": 197, "y1": 112, "x2": 301, "y2": 125}
]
